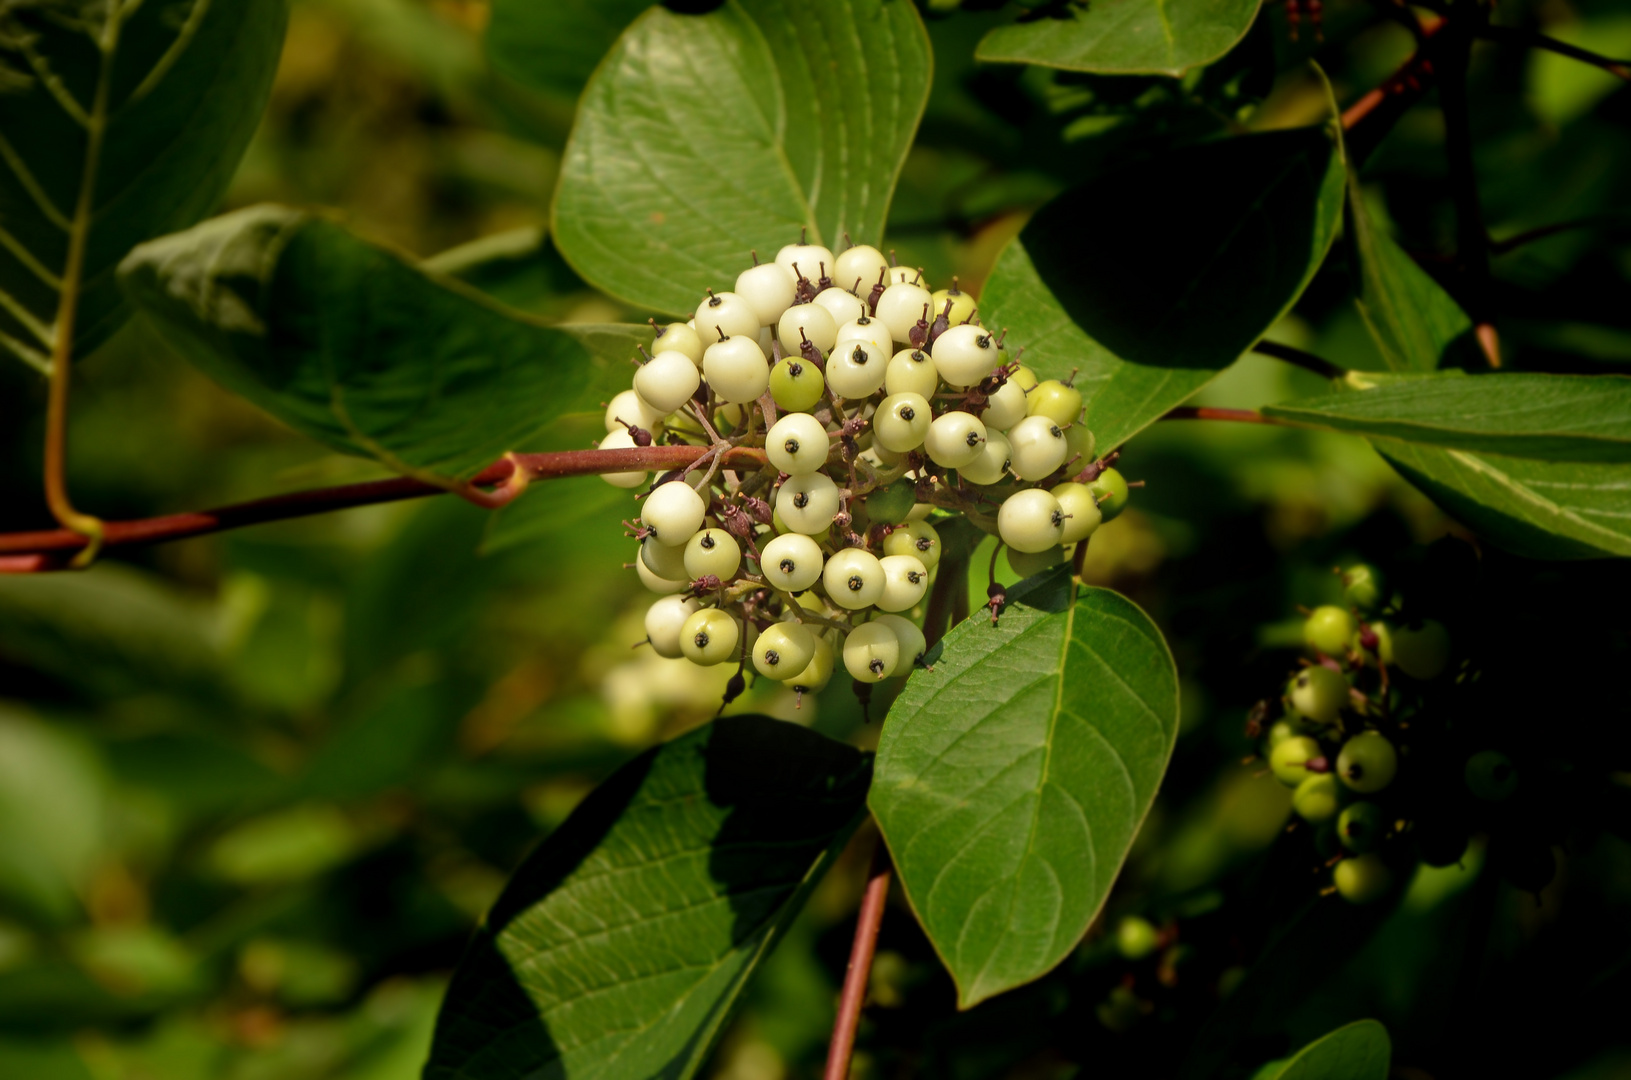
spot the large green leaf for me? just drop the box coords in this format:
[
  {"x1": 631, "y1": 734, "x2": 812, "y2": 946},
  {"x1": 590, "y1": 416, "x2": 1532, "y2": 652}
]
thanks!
[
  {"x1": 0, "y1": 0, "x2": 286, "y2": 373},
  {"x1": 1252, "y1": 1019, "x2": 1391, "y2": 1080},
  {"x1": 1345, "y1": 185, "x2": 1475, "y2": 373},
  {"x1": 551, "y1": 0, "x2": 932, "y2": 316},
  {"x1": 1265, "y1": 374, "x2": 1631, "y2": 462},
  {"x1": 975, "y1": 0, "x2": 1263, "y2": 78},
  {"x1": 424, "y1": 716, "x2": 871, "y2": 1080},
  {"x1": 118, "y1": 206, "x2": 650, "y2": 483},
  {"x1": 1376, "y1": 443, "x2": 1631, "y2": 559},
  {"x1": 980, "y1": 126, "x2": 1345, "y2": 451},
  {"x1": 486, "y1": 0, "x2": 651, "y2": 100},
  {"x1": 869, "y1": 571, "x2": 1180, "y2": 1008}
]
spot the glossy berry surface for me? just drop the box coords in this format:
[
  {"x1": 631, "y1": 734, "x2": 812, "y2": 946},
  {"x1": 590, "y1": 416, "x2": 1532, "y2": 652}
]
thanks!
[
  {"x1": 1335, "y1": 731, "x2": 1398, "y2": 794},
  {"x1": 1304, "y1": 605, "x2": 1356, "y2": 656},
  {"x1": 1289, "y1": 665, "x2": 1348, "y2": 725},
  {"x1": 1333, "y1": 853, "x2": 1392, "y2": 904},
  {"x1": 1270, "y1": 735, "x2": 1325, "y2": 787}
]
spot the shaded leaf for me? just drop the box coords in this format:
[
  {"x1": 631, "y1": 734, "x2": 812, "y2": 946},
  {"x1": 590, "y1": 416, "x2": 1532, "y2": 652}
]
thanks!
[
  {"x1": 486, "y1": 0, "x2": 652, "y2": 101},
  {"x1": 1265, "y1": 373, "x2": 1631, "y2": 462},
  {"x1": 425, "y1": 716, "x2": 871, "y2": 1080},
  {"x1": 0, "y1": 0, "x2": 286, "y2": 372},
  {"x1": 870, "y1": 572, "x2": 1179, "y2": 1007},
  {"x1": 552, "y1": 0, "x2": 931, "y2": 315},
  {"x1": 1346, "y1": 185, "x2": 1475, "y2": 372},
  {"x1": 976, "y1": 0, "x2": 1263, "y2": 78},
  {"x1": 1255, "y1": 1019, "x2": 1391, "y2": 1080},
  {"x1": 980, "y1": 126, "x2": 1345, "y2": 450},
  {"x1": 118, "y1": 206, "x2": 650, "y2": 483}
]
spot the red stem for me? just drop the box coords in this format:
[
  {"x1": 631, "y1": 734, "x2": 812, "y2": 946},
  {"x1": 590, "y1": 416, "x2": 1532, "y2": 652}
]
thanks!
[
  {"x1": 1341, "y1": 17, "x2": 1446, "y2": 163},
  {"x1": 0, "y1": 445, "x2": 766, "y2": 566},
  {"x1": 823, "y1": 840, "x2": 892, "y2": 1080}
]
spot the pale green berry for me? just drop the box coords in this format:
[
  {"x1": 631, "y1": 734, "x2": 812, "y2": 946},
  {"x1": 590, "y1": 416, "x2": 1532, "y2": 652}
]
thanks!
[
  {"x1": 1010, "y1": 364, "x2": 1038, "y2": 392},
  {"x1": 695, "y1": 290, "x2": 760, "y2": 341},
  {"x1": 930, "y1": 284, "x2": 977, "y2": 327},
  {"x1": 960, "y1": 428, "x2": 1011, "y2": 486},
  {"x1": 777, "y1": 302, "x2": 837, "y2": 356},
  {"x1": 998, "y1": 488, "x2": 1067, "y2": 553},
  {"x1": 834, "y1": 244, "x2": 890, "y2": 295},
  {"x1": 735, "y1": 261, "x2": 798, "y2": 326},
  {"x1": 1293, "y1": 773, "x2": 1342, "y2": 823},
  {"x1": 753, "y1": 621, "x2": 817, "y2": 679},
  {"x1": 634, "y1": 350, "x2": 701, "y2": 413},
  {"x1": 827, "y1": 341, "x2": 888, "y2": 399},
  {"x1": 1265, "y1": 720, "x2": 1297, "y2": 751},
  {"x1": 864, "y1": 479, "x2": 916, "y2": 526},
  {"x1": 877, "y1": 554, "x2": 929, "y2": 612},
  {"x1": 760, "y1": 532, "x2": 824, "y2": 592},
  {"x1": 776, "y1": 473, "x2": 841, "y2": 535},
  {"x1": 1392, "y1": 621, "x2": 1451, "y2": 680},
  {"x1": 1269, "y1": 735, "x2": 1325, "y2": 787},
  {"x1": 905, "y1": 502, "x2": 933, "y2": 523},
  {"x1": 604, "y1": 388, "x2": 666, "y2": 434},
  {"x1": 641, "y1": 534, "x2": 690, "y2": 580},
  {"x1": 769, "y1": 358, "x2": 825, "y2": 413},
  {"x1": 1336, "y1": 731, "x2": 1398, "y2": 794},
  {"x1": 1008, "y1": 415, "x2": 1068, "y2": 481},
  {"x1": 680, "y1": 608, "x2": 740, "y2": 666},
  {"x1": 823, "y1": 548, "x2": 885, "y2": 610},
  {"x1": 843, "y1": 620, "x2": 900, "y2": 683},
  {"x1": 775, "y1": 242, "x2": 836, "y2": 283},
  {"x1": 1065, "y1": 423, "x2": 1096, "y2": 467},
  {"x1": 653, "y1": 322, "x2": 705, "y2": 367},
  {"x1": 873, "y1": 392, "x2": 932, "y2": 453},
  {"x1": 1342, "y1": 563, "x2": 1383, "y2": 611},
  {"x1": 702, "y1": 334, "x2": 769, "y2": 405},
  {"x1": 981, "y1": 379, "x2": 1028, "y2": 431},
  {"x1": 784, "y1": 632, "x2": 835, "y2": 693},
  {"x1": 874, "y1": 281, "x2": 933, "y2": 344},
  {"x1": 932, "y1": 324, "x2": 1003, "y2": 386},
  {"x1": 886, "y1": 348, "x2": 939, "y2": 399},
  {"x1": 684, "y1": 528, "x2": 741, "y2": 581},
  {"x1": 757, "y1": 324, "x2": 775, "y2": 355},
  {"x1": 883, "y1": 521, "x2": 940, "y2": 570},
  {"x1": 645, "y1": 596, "x2": 701, "y2": 659},
  {"x1": 886, "y1": 265, "x2": 923, "y2": 286},
  {"x1": 1050, "y1": 482, "x2": 1103, "y2": 544},
  {"x1": 1353, "y1": 621, "x2": 1394, "y2": 664},
  {"x1": 1333, "y1": 853, "x2": 1392, "y2": 904},
  {"x1": 1338, "y1": 802, "x2": 1385, "y2": 853},
  {"x1": 1089, "y1": 468, "x2": 1130, "y2": 521},
  {"x1": 642, "y1": 481, "x2": 706, "y2": 545},
  {"x1": 1465, "y1": 750, "x2": 1517, "y2": 802},
  {"x1": 924, "y1": 410, "x2": 987, "y2": 469},
  {"x1": 1304, "y1": 605, "x2": 1356, "y2": 656},
  {"x1": 597, "y1": 428, "x2": 648, "y2": 489},
  {"x1": 1027, "y1": 380, "x2": 1082, "y2": 427},
  {"x1": 871, "y1": 613, "x2": 926, "y2": 675},
  {"x1": 636, "y1": 554, "x2": 688, "y2": 595},
  {"x1": 1116, "y1": 916, "x2": 1160, "y2": 961},
  {"x1": 1289, "y1": 665, "x2": 1348, "y2": 725},
  {"x1": 1007, "y1": 544, "x2": 1065, "y2": 578},
  {"x1": 836, "y1": 315, "x2": 893, "y2": 355},
  {"x1": 814, "y1": 286, "x2": 865, "y2": 329},
  {"x1": 766, "y1": 413, "x2": 832, "y2": 475}
]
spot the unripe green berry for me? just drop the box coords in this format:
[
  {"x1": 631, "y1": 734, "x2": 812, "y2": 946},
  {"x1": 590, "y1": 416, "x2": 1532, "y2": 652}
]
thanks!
[
  {"x1": 1007, "y1": 415, "x2": 1068, "y2": 481},
  {"x1": 874, "y1": 393, "x2": 932, "y2": 453},
  {"x1": 1392, "y1": 620, "x2": 1451, "y2": 680},
  {"x1": 784, "y1": 633, "x2": 835, "y2": 693},
  {"x1": 1049, "y1": 482, "x2": 1103, "y2": 544},
  {"x1": 932, "y1": 324, "x2": 1003, "y2": 386},
  {"x1": 960, "y1": 428, "x2": 1011, "y2": 485},
  {"x1": 1010, "y1": 364, "x2": 1038, "y2": 392},
  {"x1": 1270, "y1": 735, "x2": 1325, "y2": 787},
  {"x1": 702, "y1": 334, "x2": 770, "y2": 405},
  {"x1": 1335, "y1": 731, "x2": 1398, "y2": 794},
  {"x1": 981, "y1": 379, "x2": 1028, "y2": 431},
  {"x1": 684, "y1": 528, "x2": 742, "y2": 581},
  {"x1": 1289, "y1": 665, "x2": 1348, "y2": 725},
  {"x1": 886, "y1": 348, "x2": 939, "y2": 399},
  {"x1": 1116, "y1": 916, "x2": 1160, "y2": 961},
  {"x1": 1352, "y1": 621, "x2": 1394, "y2": 665},
  {"x1": 1064, "y1": 423, "x2": 1096, "y2": 468},
  {"x1": 753, "y1": 621, "x2": 817, "y2": 679},
  {"x1": 695, "y1": 290, "x2": 760, "y2": 341},
  {"x1": 766, "y1": 413, "x2": 832, "y2": 475},
  {"x1": 777, "y1": 302, "x2": 837, "y2": 356},
  {"x1": 1337, "y1": 801, "x2": 1385, "y2": 854},
  {"x1": 1265, "y1": 719, "x2": 1297, "y2": 751},
  {"x1": 1293, "y1": 773, "x2": 1342, "y2": 823},
  {"x1": 642, "y1": 481, "x2": 707, "y2": 546},
  {"x1": 843, "y1": 621, "x2": 900, "y2": 683},
  {"x1": 1088, "y1": 467, "x2": 1130, "y2": 521},
  {"x1": 645, "y1": 596, "x2": 700, "y2": 659},
  {"x1": 1304, "y1": 605, "x2": 1356, "y2": 656},
  {"x1": 1342, "y1": 563, "x2": 1383, "y2": 611},
  {"x1": 680, "y1": 608, "x2": 740, "y2": 666},
  {"x1": 998, "y1": 488, "x2": 1067, "y2": 553},
  {"x1": 769, "y1": 358, "x2": 825, "y2": 413},
  {"x1": 883, "y1": 521, "x2": 941, "y2": 570},
  {"x1": 827, "y1": 341, "x2": 887, "y2": 399},
  {"x1": 634, "y1": 350, "x2": 702, "y2": 413},
  {"x1": 760, "y1": 532, "x2": 824, "y2": 592},
  {"x1": 822, "y1": 548, "x2": 885, "y2": 610},
  {"x1": 735, "y1": 261, "x2": 798, "y2": 325},
  {"x1": 864, "y1": 479, "x2": 916, "y2": 526},
  {"x1": 1333, "y1": 853, "x2": 1392, "y2": 904},
  {"x1": 1027, "y1": 379, "x2": 1082, "y2": 427},
  {"x1": 870, "y1": 613, "x2": 926, "y2": 675},
  {"x1": 597, "y1": 428, "x2": 648, "y2": 489},
  {"x1": 1006, "y1": 544, "x2": 1065, "y2": 578},
  {"x1": 924, "y1": 410, "x2": 987, "y2": 469},
  {"x1": 1464, "y1": 750, "x2": 1517, "y2": 802},
  {"x1": 877, "y1": 554, "x2": 929, "y2": 612},
  {"x1": 776, "y1": 473, "x2": 842, "y2": 535}
]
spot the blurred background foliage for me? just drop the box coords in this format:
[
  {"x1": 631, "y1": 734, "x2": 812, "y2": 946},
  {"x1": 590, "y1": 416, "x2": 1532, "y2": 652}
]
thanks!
[{"x1": 0, "y1": 0, "x2": 1627, "y2": 1077}]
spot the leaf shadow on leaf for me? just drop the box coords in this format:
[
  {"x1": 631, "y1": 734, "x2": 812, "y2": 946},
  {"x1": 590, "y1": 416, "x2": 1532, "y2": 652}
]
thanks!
[{"x1": 1022, "y1": 128, "x2": 1336, "y2": 371}]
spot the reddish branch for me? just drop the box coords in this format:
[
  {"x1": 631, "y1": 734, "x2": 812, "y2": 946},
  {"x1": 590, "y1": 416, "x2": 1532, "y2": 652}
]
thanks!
[
  {"x1": 823, "y1": 841, "x2": 893, "y2": 1080},
  {"x1": 1341, "y1": 17, "x2": 1446, "y2": 163},
  {"x1": 1160, "y1": 407, "x2": 1282, "y2": 425},
  {"x1": 0, "y1": 445, "x2": 766, "y2": 568}
]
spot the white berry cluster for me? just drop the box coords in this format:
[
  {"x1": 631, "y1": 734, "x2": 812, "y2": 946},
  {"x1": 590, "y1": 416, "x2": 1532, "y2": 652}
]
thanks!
[{"x1": 597, "y1": 236, "x2": 1125, "y2": 701}]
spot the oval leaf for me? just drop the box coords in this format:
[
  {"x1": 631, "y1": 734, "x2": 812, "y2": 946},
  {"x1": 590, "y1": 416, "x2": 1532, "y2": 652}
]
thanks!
[
  {"x1": 118, "y1": 206, "x2": 650, "y2": 483},
  {"x1": 869, "y1": 572, "x2": 1180, "y2": 1007},
  {"x1": 424, "y1": 716, "x2": 871, "y2": 1080},
  {"x1": 0, "y1": 0, "x2": 287, "y2": 372},
  {"x1": 552, "y1": 0, "x2": 932, "y2": 315},
  {"x1": 1265, "y1": 373, "x2": 1631, "y2": 462},
  {"x1": 976, "y1": 0, "x2": 1263, "y2": 78},
  {"x1": 1346, "y1": 185, "x2": 1476, "y2": 373},
  {"x1": 1259, "y1": 1019, "x2": 1391, "y2": 1080},
  {"x1": 980, "y1": 126, "x2": 1345, "y2": 451}
]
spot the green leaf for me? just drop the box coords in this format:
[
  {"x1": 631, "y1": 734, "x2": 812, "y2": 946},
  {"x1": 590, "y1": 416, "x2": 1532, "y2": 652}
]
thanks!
[
  {"x1": 869, "y1": 572, "x2": 1180, "y2": 1007},
  {"x1": 118, "y1": 206, "x2": 651, "y2": 483},
  {"x1": 424, "y1": 716, "x2": 872, "y2": 1080},
  {"x1": 551, "y1": 0, "x2": 932, "y2": 316},
  {"x1": 486, "y1": 0, "x2": 651, "y2": 100},
  {"x1": 0, "y1": 0, "x2": 287, "y2": 373},
  {"x1": 981, "y1": 126, "x2": 1343, "y2": 450},
  {"x1": 1346, "y1": 185, "x2": 1475, "y2": 372},
  {"x1": 1256, "y1": 1019, "x2": 1391, "y2": 1080},
  {"x1": 1375, "y1": 443, "x2": 1631, "y2": 559},
  {"x1": 1265, "y1": 374, "x2": 1631, "y2": 462},
  {"x1": 975, "y1": 0, "x2": 1263, "y2": 78}
]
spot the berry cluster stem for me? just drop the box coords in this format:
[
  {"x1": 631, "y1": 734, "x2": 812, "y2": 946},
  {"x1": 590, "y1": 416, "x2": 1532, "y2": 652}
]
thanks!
[{"x1": 823, "y1": 837, "x2": 892, "y2": 1080}]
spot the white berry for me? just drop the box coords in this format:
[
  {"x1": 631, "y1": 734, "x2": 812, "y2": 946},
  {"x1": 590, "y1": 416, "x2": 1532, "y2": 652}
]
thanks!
[
  {"x1": 636, "y1": 555, "x2": 688, "y2": 594},
  {"x1": 684, "y1": 527, "x2": 742, "y2": 581},
  {"x1": 878, "y1": 554, "x2": 929, "y2": 612},
  {"x1": 766, "y1": 413, "x2": 831, "y2": 475},
  {"x1": 604, "y1": 388, "x2": 667, "y2": 434},
  {"x1": 826, "y1": 341, "x2": 887, "y2": 399},
  {"x1": 814, "y1": 286, "x2": 865, "y2": 328},
  {"x1": 646, "y1": 596, "x2": 701, "y2": 659},
  {"x1": 695, "y1": 290, "x2": 760, "y2": 341},
  {"x1": 981, "y1": 379, "x2": 1028, "y2": 431},
  {"x1": 597, "y1": 428, "x2": 648, "y2": 489},
  {"x1": 776, "y1": 472, "x2": 841, "y2": 535},
  {"x1": 843, "y1": 620, "x2": 900, "y2": 683},
  {"x1": 642, "y1": 481, "x2": 706, "y2": 545},
  {"x1": 680, "y1": 608, "x2": 739, "y2": 666},
  {"x1": 823, "y1": 548, "x2": 885, "y2": 610},
  {"x1": 783, "y1": 632, "x2": 834, "y2": 692},
  {"x1": 775, "y1": 242, "x2": 836, "y2": 284},
  {"x1": 1008, "y1": 414, "x2": 1068, "y2": 481},
  {"x1": 834, "y1": 243, "x2": 889, "y2": 295},
  {"x1": 760, "y1": 532, "x2": 824, "y2": 592},
  {"x1": 873, "y1": 392, "x2": 931, "y2": 453},
  {"x1": 874, "y1": 281, "x2": 933, "y2": 344},
  {"x1": 932, "y1": 324, "x2": 1002, "y2": 387},
  {"x1": 871, "y1": 613, "x2": 926, "y2": 676},
  {"x1": 924, "y1": 410, "x2": 987, "y2": 469},
  {"x1": 836, "y1": 316, "x2": 893, "y2": 355},
  {"x1": 1050, "y1": 482, "x2": 1103, "y2": 544},
  {"x1": 702, "y1": 333, "x2": 769, "y2": 405},
  {"x1": 735, "y1": 261, "x2": 797, "y2": 325},
  {"x1": 753, "y1": 621, "x2": 817, "y2": 679},
  {"x1": 777, "y1": 302, "x2": 838, "y2": 357},
  {"x1": 959, "y1": 428, "x2": 1011, "y2": 485},
  {"x1": 634, "y1": 350, "x2": 701, "y2": 413},
  {"x1": 653, "y1": 322, "x2": 705, "y2": 366},
  {"x1": 886, "y1": 348, "x2": 938, "y2": 399},
  {"x1": 882, "y1": 520, "x2": 940, "y2": 569},
  {"x1": 998, "y1": 488, "x2": 1067, "y2": 553},
  {"x1": 641, "y1": 534, "x2": 690, "y2": 580}
]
